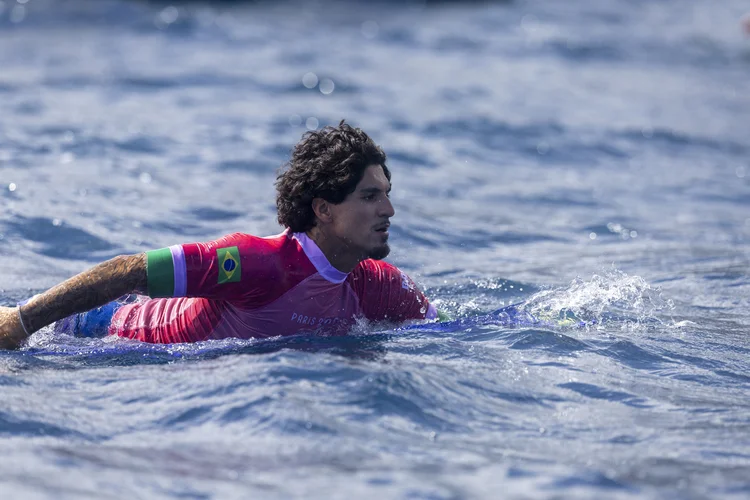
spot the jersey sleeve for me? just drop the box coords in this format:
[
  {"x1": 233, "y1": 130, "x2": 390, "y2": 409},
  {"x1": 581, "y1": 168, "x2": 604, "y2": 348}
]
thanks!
[
  {"x1": 350, "y1": 260, "x2": 437, "y2": 323},
  {"x1": 145, "y1": 233, "x2": 276, "y2": 304}
]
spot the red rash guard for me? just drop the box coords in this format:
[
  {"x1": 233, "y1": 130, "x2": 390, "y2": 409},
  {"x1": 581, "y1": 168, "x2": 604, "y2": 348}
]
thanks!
[{"x1": 109, "y1": 230, "x2": 436, "y2": 343}]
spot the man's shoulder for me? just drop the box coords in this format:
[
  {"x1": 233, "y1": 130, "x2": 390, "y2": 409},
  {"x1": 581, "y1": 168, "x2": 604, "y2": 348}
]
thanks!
[
  {"x1": 215, "y1": 230, "x2": 289, "y2": 247},
  {"x1": 186, "y1": 229, "x2": 308, "y2": 272},
  {"x1": 354, "y1": 258, "x2": 398, "y2": 272},
  {"x1": 205, "y1": 230, "x2": 295, "y2": 256},
  {"x1": 222, "y1": 230, "x2": 314, "y2": 274},
  {"x1": 350, "y1": 259, "x2": 405, "y2": 283},
  {"x1": 349, "y1": 259, "x2": 430, "y2": 322}
]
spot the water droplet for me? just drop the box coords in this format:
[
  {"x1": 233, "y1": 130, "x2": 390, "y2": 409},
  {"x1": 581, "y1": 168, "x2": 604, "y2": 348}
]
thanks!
[
  {"x1": 306, "y1": 117, "x2": 319, "y2": 130},
  {"x1": 361, "y1": 20, "x2": 379, "y2": 39},
  {"x1": 52, "y1": 218, "x2": 62, "y2": 227},
  {"x1": 630, "y1": 230, "x2": 638, "y2": 238},
  {"x1": 641, "y1": 127, "x2": 654, "y2": 139},
  {"x1": 302, "y1": 72, "x2": 318, "y2": 89},
  {"x1": 536, "y1": 141, "x2": 549, "y2": 155},
  {"x1": 160, "y1": 6, "x2": 179, "y2": 24},
  {"x1": 139, "y1": 172, "x2": 152, "y2": 184},
  {"x1": 289, "y1": 114, "x2": 302, "y2": 127},
  {"x1": 319, "y1": 78, "x2": 335, "y2": 95},
  {"x1": 10, "y1": 5, "x2": 25, "y2": 23},
  {"x1": 589, "y1": 232, "x2": 597, "y2": 240},
  {"x1": 60, "y1": 152, "x2": 74, "y2": 164},
  {"x1": 8, "y1": 183, "x2": 17, "y2": 192},
  {"x1": 736, "y1": 166, "x2": 746, "y2": 178}
]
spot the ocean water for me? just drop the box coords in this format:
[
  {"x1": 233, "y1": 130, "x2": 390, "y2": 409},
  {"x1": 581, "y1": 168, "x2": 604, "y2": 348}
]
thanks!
[{"x1": 1, "y1": 0, "x2": 749, "y2": 498}]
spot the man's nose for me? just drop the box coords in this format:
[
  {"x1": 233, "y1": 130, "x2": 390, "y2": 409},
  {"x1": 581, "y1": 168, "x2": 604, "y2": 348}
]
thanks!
[{"x1": 380, "y1": 196, "x2": 395, "y2": 217}]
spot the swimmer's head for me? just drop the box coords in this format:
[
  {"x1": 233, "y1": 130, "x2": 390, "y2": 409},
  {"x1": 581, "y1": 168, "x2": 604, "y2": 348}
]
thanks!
[{"x1": 275, "y1": 121, "x2": 394, "y2": 260}]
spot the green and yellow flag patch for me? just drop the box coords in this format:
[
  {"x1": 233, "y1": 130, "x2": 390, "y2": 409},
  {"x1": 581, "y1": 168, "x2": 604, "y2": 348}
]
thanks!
[{"x1": 217, "y1": 246, "x2": 241, "y2": 284}]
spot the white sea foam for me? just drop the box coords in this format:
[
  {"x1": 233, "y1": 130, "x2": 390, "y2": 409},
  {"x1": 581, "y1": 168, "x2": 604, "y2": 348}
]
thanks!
[{"x1": 520, "y1": 268, "x2": 675, "y2": 331}]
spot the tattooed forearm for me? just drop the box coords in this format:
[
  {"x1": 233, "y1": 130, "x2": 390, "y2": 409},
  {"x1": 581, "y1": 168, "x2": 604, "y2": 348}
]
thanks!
[{"x1": 18, "y1": 253, "x2": 147, "y2": 334}]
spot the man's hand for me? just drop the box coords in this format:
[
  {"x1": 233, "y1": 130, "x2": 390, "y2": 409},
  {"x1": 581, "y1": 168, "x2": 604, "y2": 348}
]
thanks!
[{"x1": 0, "y1": 307, "x2": 29, "y2": 349}]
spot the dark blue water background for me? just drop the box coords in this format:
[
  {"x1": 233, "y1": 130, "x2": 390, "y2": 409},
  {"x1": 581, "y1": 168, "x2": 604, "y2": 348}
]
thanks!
[{"x1": 1, "y1": 0, "x2": 749, "y2": 498}]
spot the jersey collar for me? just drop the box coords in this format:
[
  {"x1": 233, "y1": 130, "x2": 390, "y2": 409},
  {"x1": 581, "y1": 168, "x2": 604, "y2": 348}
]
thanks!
[{"x1": 292, "y1": 231, "x2": 349, "y2": 284}]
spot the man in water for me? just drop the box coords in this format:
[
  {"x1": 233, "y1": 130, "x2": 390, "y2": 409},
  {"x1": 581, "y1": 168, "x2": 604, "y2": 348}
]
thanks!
[{"x1": 0, "y1": 121, "x2": 437, "y2": 349}]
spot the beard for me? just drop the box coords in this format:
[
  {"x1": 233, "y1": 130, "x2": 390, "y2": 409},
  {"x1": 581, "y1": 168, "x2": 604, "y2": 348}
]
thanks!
[{"x1": 367, "y1": 242, "x2": 390, "y2": 260}]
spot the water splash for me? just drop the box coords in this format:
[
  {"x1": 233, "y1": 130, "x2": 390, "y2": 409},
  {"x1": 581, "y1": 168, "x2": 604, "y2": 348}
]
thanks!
[{"x1": 519, "y1": 268, "x2": 675, "y2": 330}]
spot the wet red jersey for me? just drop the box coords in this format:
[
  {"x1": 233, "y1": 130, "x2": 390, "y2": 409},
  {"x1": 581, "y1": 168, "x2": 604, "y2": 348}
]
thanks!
[{"x1": 109, "y1": 230, "x2": 436, "y2": 343}]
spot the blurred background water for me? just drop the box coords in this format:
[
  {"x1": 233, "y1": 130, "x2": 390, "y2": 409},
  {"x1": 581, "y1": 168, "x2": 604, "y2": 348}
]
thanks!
[{"x1": 1, "y1": 0, "x2": 749, "y2": 498}]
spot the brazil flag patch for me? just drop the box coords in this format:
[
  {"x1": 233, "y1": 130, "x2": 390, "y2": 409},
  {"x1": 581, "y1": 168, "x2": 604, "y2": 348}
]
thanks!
[{"x1": 217, "y1": 246, "x2": 241, "y2": 284}]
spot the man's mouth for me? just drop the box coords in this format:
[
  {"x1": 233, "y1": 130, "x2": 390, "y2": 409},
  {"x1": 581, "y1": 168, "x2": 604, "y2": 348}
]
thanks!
[{"x1": 374, "y1": 222, "x2": 390, "y2": 233}]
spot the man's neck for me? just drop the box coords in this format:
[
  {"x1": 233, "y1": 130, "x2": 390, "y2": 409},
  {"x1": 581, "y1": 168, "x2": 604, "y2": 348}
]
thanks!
[{"x1": 305, "y1": 227, "x2": 361, "y2": 274}]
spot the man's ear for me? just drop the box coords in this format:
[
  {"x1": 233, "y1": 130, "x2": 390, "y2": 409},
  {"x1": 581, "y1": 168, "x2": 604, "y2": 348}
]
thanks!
[{"x1": 311, "y1": 198, "x2": 333, "y2": 223}]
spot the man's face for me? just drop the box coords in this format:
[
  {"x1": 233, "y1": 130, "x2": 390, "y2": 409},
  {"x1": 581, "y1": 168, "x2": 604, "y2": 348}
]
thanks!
[{"x1": 328, "y1": 164, "x2": 395, "y2": 260}]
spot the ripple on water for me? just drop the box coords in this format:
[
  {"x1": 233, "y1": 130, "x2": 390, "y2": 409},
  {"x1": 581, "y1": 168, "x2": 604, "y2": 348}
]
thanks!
[
  {"x1": 215, "y1": 159, "x2": 277, "y2": 174},
  {"x1": 0, "y1": 410, "x2": 89, "y2": 439},
  {"x1": 185, "y1": 206, "x2": 243, "y2": 222},
  {"x1": 597, "y1": 340, "x2": 674, "y2": 371},
  {"x1": 508, "y1": 329, "x2": 591, "y2": 354},
  {"x1": 616, "y1": 127, "x2": 749, "y2": 157},
  {"x1": 1, "y1": 215, "x2": 118, "y2": 260},
  {"x1": 557, "y1": 382, "x2": 653, "y2": 408},
  {"x1": 115, "y1": 135, "x2": 172, "y2": 155}
]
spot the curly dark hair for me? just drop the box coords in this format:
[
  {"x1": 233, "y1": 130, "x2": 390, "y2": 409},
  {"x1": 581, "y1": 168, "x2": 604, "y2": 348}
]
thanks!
[{"x1": 275, "y1": 120, "x2": 390, "y2": 233}]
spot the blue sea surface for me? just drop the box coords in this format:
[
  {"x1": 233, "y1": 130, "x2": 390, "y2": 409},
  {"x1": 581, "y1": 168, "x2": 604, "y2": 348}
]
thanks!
[{"x1": 1, "y1": 0, "x2": 750, "y2": 498}]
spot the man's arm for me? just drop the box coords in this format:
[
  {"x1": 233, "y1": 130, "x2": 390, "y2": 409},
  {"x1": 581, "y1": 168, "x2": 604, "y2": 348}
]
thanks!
[{"x1": 0, "y1": 253, "x2": 147, "y2": 349}]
